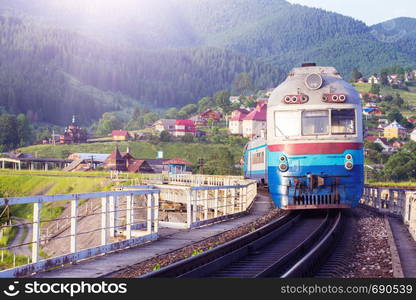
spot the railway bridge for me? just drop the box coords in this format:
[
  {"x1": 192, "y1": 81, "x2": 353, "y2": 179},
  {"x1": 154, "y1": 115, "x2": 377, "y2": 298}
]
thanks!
[{"x1": 1, "y1": 175, "x2": 416, "y2": 278}]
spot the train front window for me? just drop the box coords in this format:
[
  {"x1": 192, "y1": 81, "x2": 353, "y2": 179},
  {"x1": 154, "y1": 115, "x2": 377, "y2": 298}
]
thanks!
[
  {"x1": 331, "y1": 109, "x2": 356, "y2": 135},
  {"x1": 302, "y1": 110, "x2": 329, "y2": 135},
  {"x1": 275, "y1": 111, "x2": 301, "y2": 137}
]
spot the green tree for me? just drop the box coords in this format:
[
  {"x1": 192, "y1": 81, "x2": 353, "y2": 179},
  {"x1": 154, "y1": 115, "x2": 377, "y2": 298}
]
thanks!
[
  {"x1": 159, "y1": 130, "x2": 171, "y2": 142},
  {"x1": 384, "y1": 95, "x2": 393, "y2": 102},
  {"x1": 383, "y1": 151, "x2": 416, "y2": 181},
  {"x1": 369, "y1": 83, "x2": 380, "y2": 95},
  {"x1": 142, "y1": 112, "x2": 159, "y2": 126},
  {"x1": 204, "y1": 147, "x2": 237, "y2": 175},
  {"x1": 164, "y1": 107, "x2": 179, "y2": 119},
  {"x1": 96, "y1": 113, "x2": 123, "y2": 135},
  {"x1": 197, "y1": 97, "x2": 215, "y2": 112},
  {"x1": 0, "y1": 114, "x2": 19, "y2": 151},
  {"x1": 214, "y1": 90, "x2": 231, "y2": 114},
  {"x1": 387, "y1": 108, "x2": 405, "y2": 124},
  {"x1": 380, "y1": 71, "x2": 389, "y2": 86},
  {"x1": 16, "y1": 114, "x2": 33, "y2": 147},
  {"x1": 393, "y1": 93, "x2": 404, "y2": 107},
  {"x1": 352, "y1": 67, "x2": 363, "y2": 82}
]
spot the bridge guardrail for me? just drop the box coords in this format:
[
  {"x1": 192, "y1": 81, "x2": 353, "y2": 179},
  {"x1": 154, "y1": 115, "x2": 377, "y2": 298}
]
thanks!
[
  {"x1": 0, "y1": 175, "x2": 257, "y2": 277},
  {"x1": 0, "y1": 188, "x2": 159, "y2": 277},
  {"x1": 122, "y1": 175, "x2": 257, "y2": 229},
  {"x1": 362, "y1": 184, "x2": 416, "y2": 241}
]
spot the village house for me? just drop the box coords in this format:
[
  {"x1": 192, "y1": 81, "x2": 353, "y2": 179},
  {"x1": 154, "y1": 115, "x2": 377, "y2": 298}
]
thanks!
[
  {"x1": 368, "y1": 75, "x2": 379, "y2": 84},
  {"x1": 199, "y1": 109, "x2": 222, "y2": 121},
  {"x1": 357, "y1": 77, "x2": 368, "y2": 83},
  {"x1": 365, "y1": 136, "x2": 394, "y2": 153},
  {"x1": 173, "y1": 120, "x2": 196, "y2": 137},
  {"x1": 103, "y1": 147, "x2": 156, "y2": 173},
  {"x1": 153, "y1": 119, "x2": 176, "y2": 133},
  {"x1": 383, "y1": 120, "x2": 407, "y2": 139},
  {"x1": 392, "y1": 141, "x2": 405, "y2": 150},
  {"x1": 378, "y1": 118, "x2": 389, "y2": 125},
  {"x1": 242, "y1": 103, "x2": 267, "y2": 138},
  {"x1": 363, "y1": 107, "x2": 382, "y2": 116},
  {"x1": 229, "y1": 96, "x2": 240, "y2": 104},
  {"x1": 229, "y1": 110, "x2": 249, "y2": 135},
  {"x1": 112, "y1": 130, "x2": 131, "y2": 141},
  {"x1": 163, "y1": 158, "x2": 193, "y2": 174},
  {"x1": 189, "y1": 115, "x2": 207, "y2": 127}
]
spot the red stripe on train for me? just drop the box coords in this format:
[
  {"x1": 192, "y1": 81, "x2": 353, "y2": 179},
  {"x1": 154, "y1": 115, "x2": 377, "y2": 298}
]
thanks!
[{"x1": 268, "y1": 142, "x2": 363, "y2": 155}]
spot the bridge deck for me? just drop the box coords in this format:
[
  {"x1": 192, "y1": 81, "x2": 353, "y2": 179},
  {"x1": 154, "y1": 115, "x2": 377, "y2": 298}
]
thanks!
[{"x1": 34, "y1": 193, "x2": 273, "y2": 278}]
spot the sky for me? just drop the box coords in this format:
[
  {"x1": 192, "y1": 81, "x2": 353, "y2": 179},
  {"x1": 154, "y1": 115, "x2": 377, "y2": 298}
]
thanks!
[{"x1": 287, "y1": 0, "x2": 416, "y2": 25}]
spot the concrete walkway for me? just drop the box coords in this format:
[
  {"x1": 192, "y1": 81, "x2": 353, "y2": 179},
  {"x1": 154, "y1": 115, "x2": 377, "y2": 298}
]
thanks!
[
  {"x1": 389, "y1": 218, "x2": 416, "y2": 278},
  {"x1": 35, "y1": 193, "x2": 274, "y2": 278}
]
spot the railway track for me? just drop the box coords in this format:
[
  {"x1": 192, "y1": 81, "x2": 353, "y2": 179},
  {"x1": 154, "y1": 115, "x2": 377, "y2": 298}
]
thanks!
[{"x1": 142, "y1": 209, "x2": 342, "y2": 278}]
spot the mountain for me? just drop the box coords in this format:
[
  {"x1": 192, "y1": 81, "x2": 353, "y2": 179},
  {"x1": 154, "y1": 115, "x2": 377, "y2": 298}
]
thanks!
[
  {"x1": 371, "y1": 17, "x2": 416, "y2": 40},
  {"x1": 2, "y1": 0, "x2": 416, "y2": 75},
  {"x1": 0, "y1": 15, "x2": 282, "y2": 125},
  {"x1": 1, "y1": 0, "x2": 416, "y2": 126}
]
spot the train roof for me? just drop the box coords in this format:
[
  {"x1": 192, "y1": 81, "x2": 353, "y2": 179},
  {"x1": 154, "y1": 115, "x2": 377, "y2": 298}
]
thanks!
[{"x1": 269, "y1": 64, "x2": 361, "y2": 107}]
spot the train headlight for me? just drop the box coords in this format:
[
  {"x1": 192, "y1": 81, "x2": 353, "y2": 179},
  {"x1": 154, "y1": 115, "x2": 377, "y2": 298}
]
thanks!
[
  {"x1": 345, "y1": 154, "x2": 353, "y2": 161},
  {"x1": 279, "y1": 163, "x2": 288, "y2": 172},
  {"x1": 345, "y1": 161, "x2": 353, "y2": 170},
  {"x1": 279, "y1": 155, "x2": 287, "y2": 162}
]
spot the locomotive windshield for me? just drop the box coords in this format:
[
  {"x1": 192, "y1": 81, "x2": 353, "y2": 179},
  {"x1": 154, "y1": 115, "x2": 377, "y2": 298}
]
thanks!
[
  {"x1": 331, "y1": 109, "x2": 356, "y2": 134},
  {"x1": 302, "y1": 110, "x2": 329, "y2": 135},
  {"x1": 274, "y1": 108, "x2": 357, "y2": 138},
  {"x1": 275, "y1": 111, "x2": 301, "y2": 137}
]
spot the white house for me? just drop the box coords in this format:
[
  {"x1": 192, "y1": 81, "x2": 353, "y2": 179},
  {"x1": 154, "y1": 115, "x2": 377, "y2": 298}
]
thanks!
[
  {"x1": 242, "y1": 104, "x2": 267, "y2": 138},
  {"x1": 229, "y1": 109, "x2": 249, "y2": 135},
  {"x1": 153, "y1": 119, "x2": 176, "y2": 133},
  {"x1": 368, "y1": 75, "x2": 379, "y2": 84}
]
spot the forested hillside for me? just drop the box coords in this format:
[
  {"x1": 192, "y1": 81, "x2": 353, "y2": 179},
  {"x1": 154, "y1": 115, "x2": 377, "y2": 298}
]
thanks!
[
  {"x1": 1, "y1": 0, "x2": 416, "y2": 126},
  {"x1": 0, "y1": 15, "x2": 282, "y2": 125},
  {"x1": 2, "y1": 0, "x2": 415, "y2": 77}
]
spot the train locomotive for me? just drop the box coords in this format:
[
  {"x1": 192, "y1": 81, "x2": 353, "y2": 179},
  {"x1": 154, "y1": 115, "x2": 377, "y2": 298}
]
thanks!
[{"x1": 244, "y1": 63, "x2": 364, "y2": 209}]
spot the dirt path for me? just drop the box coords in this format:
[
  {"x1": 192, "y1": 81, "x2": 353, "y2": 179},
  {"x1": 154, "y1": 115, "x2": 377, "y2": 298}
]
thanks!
[{"x1": 9, "y1": 217, "x2": 32, "y2": 257}]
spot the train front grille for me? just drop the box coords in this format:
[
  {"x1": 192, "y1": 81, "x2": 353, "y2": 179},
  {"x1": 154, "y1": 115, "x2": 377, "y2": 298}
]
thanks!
[{"x1": 294, "y1": 194, "x2": 340, "y2": 206}]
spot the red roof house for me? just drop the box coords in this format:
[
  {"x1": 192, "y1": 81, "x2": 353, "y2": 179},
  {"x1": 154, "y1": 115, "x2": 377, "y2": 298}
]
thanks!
[
  {"x1": 241, "y1": 104, "x2": 267, "y2": 138},
  {"x1": 112, "y1": 130, "x2": 131, "y2": 141},
  {"x1": 199, "y1": 109, "x2": 222, "y2": 121},
  {"x1": 173, "y1": 120, "x2": 196, "y2": 137}
]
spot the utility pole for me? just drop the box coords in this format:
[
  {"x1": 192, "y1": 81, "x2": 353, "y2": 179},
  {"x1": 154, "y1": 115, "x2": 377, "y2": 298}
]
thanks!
[{"x1": 198, "y1": 158, "x2": 205, "y2": 175}]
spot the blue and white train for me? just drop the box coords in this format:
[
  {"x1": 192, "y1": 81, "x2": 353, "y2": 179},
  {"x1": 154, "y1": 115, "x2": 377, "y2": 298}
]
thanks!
[{"x1": 244, "y1": 63, "x2": 364, "y2": 210}]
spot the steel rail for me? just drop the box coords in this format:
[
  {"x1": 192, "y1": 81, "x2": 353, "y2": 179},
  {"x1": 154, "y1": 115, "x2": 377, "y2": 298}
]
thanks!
[{"x1": 141, "y1": 210, "x2": 341, "y2": 278}]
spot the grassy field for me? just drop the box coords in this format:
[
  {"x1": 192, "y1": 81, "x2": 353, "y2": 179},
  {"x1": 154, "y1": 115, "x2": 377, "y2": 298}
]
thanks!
[
  {"x1": 0, "y1": 173, "x2": 115, "y2": 220},
  {"x1": 366, "y1": 181, "x2": 416, "y2": 188},
  {"x1": 18, "y1": 141, "x2": 244, "y2": 164}
]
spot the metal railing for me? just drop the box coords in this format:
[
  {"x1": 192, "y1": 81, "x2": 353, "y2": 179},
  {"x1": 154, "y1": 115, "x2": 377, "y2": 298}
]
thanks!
[
  {"x1": 0, "y1": 188, "x2": 159, "y2": 277},
  {"x1": 362, "y1": 185, "x2": 416, "y2": 241},
  {"x1": 122, "y1": 178, "x2": 257, "y2": 229},
  {"x1": 134, "y1": 173, "x2": 245, "y2": 186},
  {"x1": 0, "y1": 175, "x2": 257, "y2": 277}
]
